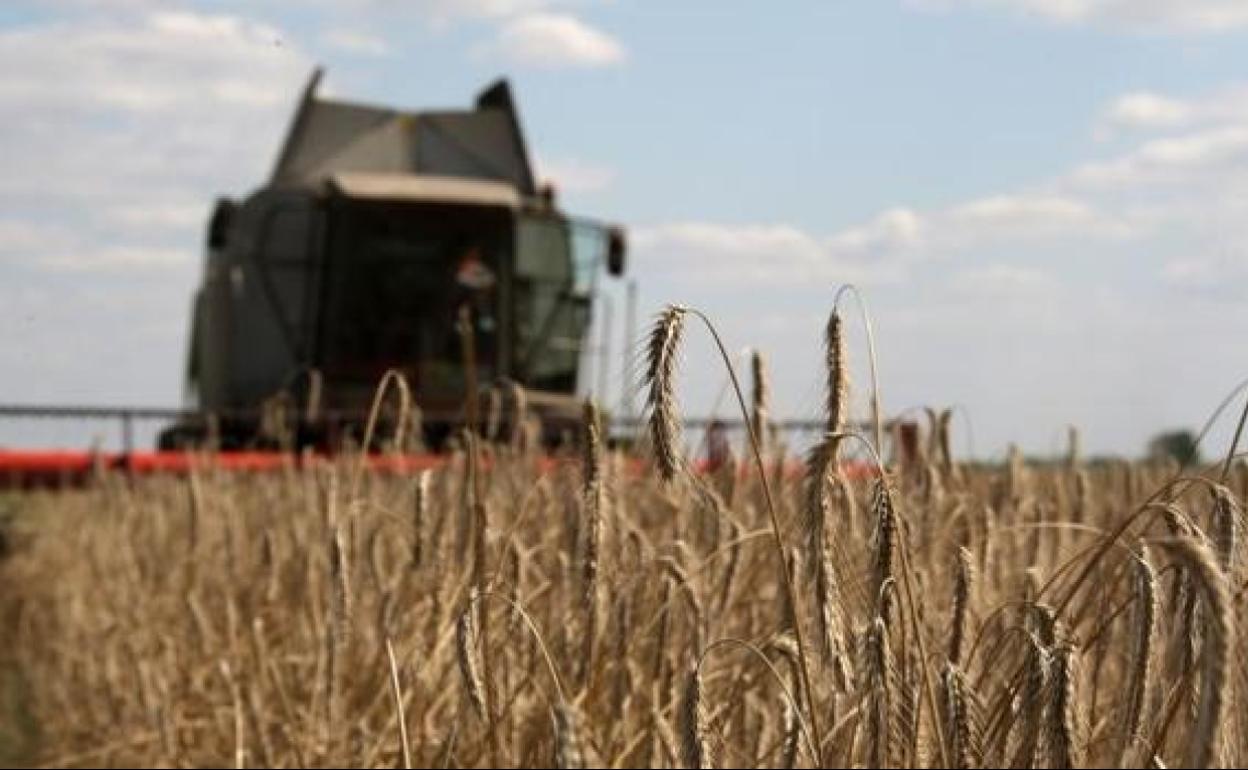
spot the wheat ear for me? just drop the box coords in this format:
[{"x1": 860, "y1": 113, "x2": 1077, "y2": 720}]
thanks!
[
  {"x1": 1157, "y1": 537, "x2": 1233, "y2": 770},
  {"x1": 750, "y1": 349, "x2": 770, "y2": 457},
  {"x1": 679, "y1": 665, "x2": 713, "y2": 769},
  {"x1": 1115, "y1": 545, "x2": 1156, "y2": 767},
  {"x1": 645, "y1": 305, "x2": 689, "y2": 482}
]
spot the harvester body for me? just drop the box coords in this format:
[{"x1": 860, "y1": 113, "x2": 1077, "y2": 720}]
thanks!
[{"x1": 165, "y1": 71, "x2": 623, "y2": 449}]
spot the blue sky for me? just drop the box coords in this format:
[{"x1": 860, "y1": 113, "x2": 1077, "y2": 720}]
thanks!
[{"x1": 4, "y1": 0, "x2": 1248, "y2": 458}]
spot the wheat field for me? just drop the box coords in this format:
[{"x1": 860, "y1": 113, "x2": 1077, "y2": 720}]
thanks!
[{"x1": 1, "y1": 303, "x2": 1245, "y2": 768}]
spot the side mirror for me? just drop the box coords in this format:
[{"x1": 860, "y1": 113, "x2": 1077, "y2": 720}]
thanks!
[
  {"x1": 606, "y1": 226, "x2": 626, "y2": 277},
  {"x1": 207, "y1": 198, "x2": 237, "y2": 250}
]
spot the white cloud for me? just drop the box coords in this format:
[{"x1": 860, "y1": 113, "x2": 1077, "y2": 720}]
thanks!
[
  {"x1": 44, "y1": 246, "x2": 192, "y2": 271},
  {"x1": 149, "y1": 10, "x2": 281, "y2": 41},
  {"x1": 632, "y1": 221, "x2": 899, "y2": 286},
  {"x1": 1071, "y1": 126, "x2": 1248, "y2": 188},
  {"x1": 951, "y1": 193, "x2": 1088, "y2": 223},
  {"x1": 632, "y1": 191, "x2": 1126, "y2": 293},
  {"x1": 947, "y1": 263, "x2": 1057, "y2": 297},
  {"x1": 322, "y1": 28, "x2": 392, "y2": 57},
  {"x1": 0, "y1": 12, "x2": 297, "y2": 115},
  {"x1": 100, "y1": 203, "x2": 206, "y2": 230},
  {"x1": 0, "y1": 220, "x2": 75, "y2": 259},
  {"x1": 292, "y1": 0, "x2": 554, "y2": 24},
  {"x1": 916, "y1": 0, "x2": 1248, "y2": 32},
  {"x1": 424, "y1": 0, "x2": 554, "y2": 22},
  {"x1": 637, "y1": 222, "x2": 822, "y2": 261},
  {"x1": 946, "y1": 192, "x2": 1135, "y2": 240},
  {"x1": 0, "y1": 9, "x2": 311, "y2": 274},
  {"x1": 489, "y1": 12, "x2": 624, "y2": 68},
  {"x1": 1101, "y1": 92, "x2": 1192, "y2": 131},
  {"x1": 634, "y1": 222, "x2": 821, "y2": 267},
  {"x1": 1161, "y1": 254, "x2": 1248, "y2": 300},
  {"x1": 0, "y1": 216, "x2": 191, "y2": 272},
  {"x1": 1095, "y1": 85, "x2": 1248, "y2": 143},
  {"x1": 1162, "y1": 256, "x2": 1218, "y2": 284},
  {"x1": 536, "y1": 156, "x2": 616, "y2": 193},
  {"x1": 71, "y1": 0, "x2": 565, "y2": 25},
  {"x1": 826, "y1": 207, "x2": 925, "y2": 258}
]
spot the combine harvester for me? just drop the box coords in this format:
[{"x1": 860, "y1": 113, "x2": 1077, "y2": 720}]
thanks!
[
  {"x1": 2, "y1": 70, "x2": 630, "y2": 487},
  {"x1": 0, "y1": 70, "x2": 855, "y2": 489},
  {"x1": 162, "y1": 69, "x2": 626, "y2": 450}
]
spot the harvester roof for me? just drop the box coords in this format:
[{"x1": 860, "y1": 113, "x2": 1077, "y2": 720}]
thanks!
[
  {"x1": 326, "y1": 172, "x2": 522, "y2": 209},
  {"x1": 269, "y1": 70, "x2": 538, "y2": 197}
]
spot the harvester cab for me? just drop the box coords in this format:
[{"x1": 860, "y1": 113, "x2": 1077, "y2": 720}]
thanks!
[{"x1": 162, "y1": 69, "x2": 625, "y2": 450}]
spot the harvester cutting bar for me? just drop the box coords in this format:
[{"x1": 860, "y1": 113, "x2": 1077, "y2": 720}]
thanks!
[
  {"x1": 0, "y1": 404, "x2": 834, "y2": 428},
  {"x1": 0, "y1": 448, "x2": 877, "y2": 491},
  {"x1": 0, "y1": 403, "x2": 497, "y2": 454},
  {"x1": 0, "y1": 449, "x2": 512, "y2": 491},
  {"x1": 0, "y1": 403, "x2": 871, "y2": 489},
  {"x1": 0, "y1": 403, "x2": 835, "y2": 450}
]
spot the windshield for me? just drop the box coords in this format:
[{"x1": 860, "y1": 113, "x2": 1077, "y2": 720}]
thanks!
[
  {"x1": 570, "y1": 221, "x2": 607, "y2": 295},
  {"x1": 513, "y1": 213, "x2": 598, "y2": 393},
  {"x1": 320, "y1": 201, "x2": 510, "y2": 400}
]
